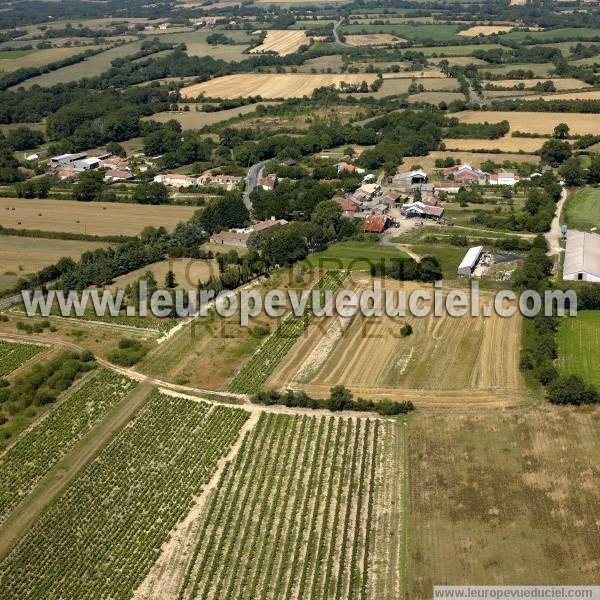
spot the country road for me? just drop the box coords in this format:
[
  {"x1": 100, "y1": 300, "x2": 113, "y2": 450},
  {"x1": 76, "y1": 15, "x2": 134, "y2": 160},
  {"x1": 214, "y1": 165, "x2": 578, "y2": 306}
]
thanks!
[
  {"x1": 0, "y1": 294, "x2": 21, "y2": 310},
  {"x1": 243, "y1": 160, "x2": 269, "y2": 211},
  {"x1": 333, "y1": 17, "x2": 345, "y2": 45},
  {"x1": 546, "y1": 186, "x2": 568, "y2": 259}
]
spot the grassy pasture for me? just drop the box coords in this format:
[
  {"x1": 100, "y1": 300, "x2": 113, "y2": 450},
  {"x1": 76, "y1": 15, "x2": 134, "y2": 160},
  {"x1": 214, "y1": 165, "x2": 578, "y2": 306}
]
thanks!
[
  {"x1": 0, "y1": 46, "x2": 103, "y2": 73},
  {"x1": 562, "y1": 187, "x2": 600, "y2": 231},
  {"x1": 410, "y1": 91, "x2": 464, "y2": 104},
  {"x1": 409, "y1": 408, "x2": 600, "y2": 598},
  {"x1": 158, "y1": 30, "x2": 254, "y2": 61},
  {"x1": 341, "y1": 23, "x2": 462, "y2": 42},
  {"x1": 455, "y1": 110, "x2": 600, "y2": 136},
  {"x1": 418, "y1": 43, "x2": 503, "y2": 56},
  {"x1": 502, "y1": 27, "x2": 600, "y2": 43},
  {"x1": 0, "y1": 235, "x2": 108, "y2": 275},
  {"x1": 0, "y1": 199, "x2": 197, "y2": 237},
  {"x1": 479, "y1": 62, "x2": 555, "y2": 77},
  {"x1": 302, "y1": 240, "x2": 409, "y2": 269},
  {"x1": 17, "y1": 41, "x2": 144, "y2": 88},
  {"x1": 557, "y1": 311, "x2": 600, "y2": 388}
]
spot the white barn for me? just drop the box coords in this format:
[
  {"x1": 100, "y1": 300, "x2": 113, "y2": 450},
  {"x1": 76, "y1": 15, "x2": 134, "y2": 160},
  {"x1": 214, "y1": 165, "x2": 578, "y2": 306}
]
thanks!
[
  {"x1": 563, "y1": 230, "x2": 600, "y2": 283},
  {"x1": 458, "y1": 246, "x2": 483, "y2": 276}
]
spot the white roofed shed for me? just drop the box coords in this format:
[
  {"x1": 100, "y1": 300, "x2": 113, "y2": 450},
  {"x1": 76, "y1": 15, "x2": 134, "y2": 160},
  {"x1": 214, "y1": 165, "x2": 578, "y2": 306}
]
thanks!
[{"x1": 458, "y1": 246, "x2": 483, "y2": 276}]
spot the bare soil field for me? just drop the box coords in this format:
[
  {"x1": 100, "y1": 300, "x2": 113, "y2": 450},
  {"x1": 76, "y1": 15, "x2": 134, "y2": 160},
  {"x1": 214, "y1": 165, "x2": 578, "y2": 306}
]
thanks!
[
  {"x1": 107, "y1": 258, "x2": 217, "y2": 291},
  {"x1": 345, "y1": 33, "x2": 406, "y2": 46},
  {"x1": 442, "y1": 135, "x2": 548, "y2": 152},
  {"x1": 180, "y1": 73, "x2": 378, "y2": 99},
  {"x1": 459, "y1": 25, "x2": 516, "y2": 37},
  {"x1": 250, "y1": 30, "x2": 309, "y2": 55},
  {"x1": 269, "y1": 276, "x2": 526, "y2": 409},
  {"x1": 0, "y1": 199, "x2": 197, "y2": 237},
  {"x1": 0, "y1": 235, "x2": 108, "y2": 274},
  {"x1": 410, "y1": 408, "x2": 600, "y2": 598},
  {"x1": 455, "y1": 110, "x2": 600, "y2": 135}
]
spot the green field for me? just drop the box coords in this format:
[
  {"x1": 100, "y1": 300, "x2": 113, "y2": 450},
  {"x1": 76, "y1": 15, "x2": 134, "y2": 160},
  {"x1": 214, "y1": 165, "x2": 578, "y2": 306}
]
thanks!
[
  {"x1": 479, "y1": 62, "x2": 555, "y2": 77},
  {"x1": 303, "y1": 240, "x2": 408, "y2": 269},
  {"x1": 0, "y1": 50, "x2": 33, "y2": 59},
  {"x1": 418, "y1": 43, "x2": 503, "y2": 56},
  {"x1": 407, "y1": 242, "x2": 465, "y2": 277},
  {"x1": 557, "y1": 311, "x2": 600, "y2": 388},
  {"x1": 0, "y1": 340, "x2": 45, "y2": 377},
  {"x1": 563, "y1": 187, "x2": 600, "y2": 231},
  {"x1": 502, "y1": 27, "x2": 600, "y2": 44},
  {"x1": 157, "y1": 30, "x2": 255, "y2": 61},
  {"x1": 341, "y1": 23, "x2": 461, "y2": 42},
  {"x1": 17, "y1": 41, "x2": 144, "y2": 88}
]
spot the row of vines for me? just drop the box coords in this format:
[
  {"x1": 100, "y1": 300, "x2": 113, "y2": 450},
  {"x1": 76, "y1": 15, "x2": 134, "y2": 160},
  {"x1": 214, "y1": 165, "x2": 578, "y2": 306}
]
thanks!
[
  {"x1": 0, "y1": 340, "x2": 46, "y2": 377},
  {"x1": 179, "y1": 412, "x2": 388, "y2": 600},
  {"x1": 0, "y1": 392, "x2": 249, "y2": 599},
  {"x1": 228, "y1": 271, "x2": 347, "y2": 394},
  {"x1": 0, "y1": 368, "x2": 135, "y2": 525}
]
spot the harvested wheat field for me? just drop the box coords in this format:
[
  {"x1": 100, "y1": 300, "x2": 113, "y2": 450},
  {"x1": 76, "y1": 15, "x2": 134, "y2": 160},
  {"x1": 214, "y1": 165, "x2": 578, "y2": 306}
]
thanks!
[
  {"x1": 180, "y1": 73, "x2": 378, "y2": 99},
  {"x1": 268, "y1": 276, "x2": 526, "y2": 408},
  {"x1": 442, "y1": 135, "x2": 548, "y2": 152},
  {"x1": 0, "y1": 199, "x2": 197, "y2": 237},
  {"x1": 532, "y1": 90, "x2": 600, "y2": 101},
  {"x1": 489, "y1": 78, "x2": 591, "y2": 90},
  {"x1": 459, "y1": 25, "x2": 516, "y2": 37},
  {"x1": 345, "y1": 33, "x2": 406, "y2": 46},
  {"x1": 410, "y1": 408, "x2": 600, "y2": 598},
  {"x1": 456, "y1": 110, "x2": 600, "y2": 135},
  {"x1": 403, "y1": 150, "x2": 539, "y2": 170},
  {"x1": 250, "y1": 29, "x2": 309, "y2": 55}
]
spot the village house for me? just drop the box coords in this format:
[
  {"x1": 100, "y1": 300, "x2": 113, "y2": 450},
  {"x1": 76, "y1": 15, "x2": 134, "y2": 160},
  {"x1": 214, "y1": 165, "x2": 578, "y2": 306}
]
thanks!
[
  {"x1": 358, "y1": 183, "x2": 380, "y2": 198},
  {"x1": 210, "y1": 217, "x2": 289, "y2": 248},
  {"x1": 100, "y1": 158, "x2": 131, "y2": 171},
  {"x1": 432, "y1": 180, "x2": 461, "y2": 194},
  {"x1": 104, "y1": 170, "x2": 134, "y2": 183},
  {"x1": 259, "y1": 175, "x2": 277, "y2": 191}
]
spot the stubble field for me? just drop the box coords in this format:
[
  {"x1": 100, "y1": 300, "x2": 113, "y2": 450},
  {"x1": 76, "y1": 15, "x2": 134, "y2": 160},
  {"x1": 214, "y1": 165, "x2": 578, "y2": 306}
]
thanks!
[
  {"x1": 0, "y1": 199, "x2": 197, "y2": 236},
  {"x1": 180, "y1": 73, "x2": 379, "y2": 99},
  {"x1": 344, "y1": 34, "x2": 406, "y2": 46},
  {"x1": 268, "y1": 277, "x2": 525, "y2": 408},
  {"x1": 250, "y1": 30, "x2": 309, "y2": 55}
]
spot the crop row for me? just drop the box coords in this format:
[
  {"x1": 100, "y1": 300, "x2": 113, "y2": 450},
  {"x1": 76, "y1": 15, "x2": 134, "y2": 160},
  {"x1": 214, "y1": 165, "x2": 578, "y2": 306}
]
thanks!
[
  {"x1": 180, "y1": 412, "x2": 380, "y2": 600},
  {"x1": 228, "y1": 271, "x2": 347, "y2": 394},
  {"x1": 0, "y1": 392, "x2": 249, "y2": 599},
  {"x1": 0, "y1": 368, "x2": 135, "y2": 526},
  {"x1": 0, "y1": 340, "x2": 45, "y2": 377}
]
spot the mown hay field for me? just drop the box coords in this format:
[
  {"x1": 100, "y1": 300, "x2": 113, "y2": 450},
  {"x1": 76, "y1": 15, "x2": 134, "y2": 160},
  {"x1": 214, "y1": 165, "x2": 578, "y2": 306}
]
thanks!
[
  {"x1": 250, "y1": 30, "x2": 309, "y2": 55},
  {"x1": 180, "y1": 73, "x2": 378, "y2": 99},
  {"x1": 268, "y1": 277, "x2": 526, "y2": 408},
  {"x1": 344, "y1": 33, "x2": 406, "y2": 46},
  {"x1": 382, "y1": 69, "x2": 445, "y2": 78},
  {"x1": 562, "y1": 186, "x2": 600, "y2": 230},
  {"x1": 402, "y1": 150, "x2": 539, "y2": 170},
  {"x1": 410, "y1": 408, "x2": 600, "y2": 598},
  {"x1": 531, "y1": 89, "x2": 600, "y2": 101},
  {"x1": 0, "y1": 235, "x2": 108, "y2": 274},
  {"x1": 557, "y1": 311, "x2": 600, "y2": 388},
  {"x1": 0, "y1": 199, "x2": 197, "y2": 236},
  {"x1": 410, "y1": 91, "x2": 465, "y2": 104},
  {"x1": 442, "y1": 135, "x2": 548, "y2": 152},
  {"x1": 455, "y1": 110, "x2": 600, "y2": 135},
  {"x1": 458, "y1": 25, "x2": 516, "y2": 37}
]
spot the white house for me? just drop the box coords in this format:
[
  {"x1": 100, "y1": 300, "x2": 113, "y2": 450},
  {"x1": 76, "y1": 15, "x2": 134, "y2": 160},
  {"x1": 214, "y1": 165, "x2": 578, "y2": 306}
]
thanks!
[
  {"x1": 563, "y1": 230, "x2": 600, "y2": 282},
  {"x1": 489, "y1": 171, "x2": 520, "y2": 186},
  {"x1": 154, "y1": 173, "x2": 197, "y2": 187}
]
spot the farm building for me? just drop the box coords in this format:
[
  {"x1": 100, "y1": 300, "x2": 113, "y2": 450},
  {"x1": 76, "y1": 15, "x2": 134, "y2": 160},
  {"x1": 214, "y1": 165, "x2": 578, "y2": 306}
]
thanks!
[
  {"x1": 50, "y1": 153, "x2": 86, "y2": 169},
  {"x1": 210, "y1": 218, "x2": 289, "y2": 248},
  {"x1": 154, "y1": 173, "x2": 196, "y2": 187},
  {"x1": 362, "y1": 214, "x2": 388, "y2": 233},
  {"x1": 458, "y1": 246, "x2": 484, "y2": 276},
  {"x1": 489, "y1": 171, "x2": 520, "y2": 186},
  {"x1": 393, "y1": 169, "x2": 428, "y2": 187},
  {"x1": 104, "y1": 170, "x2": 134, "y2": 182},
  {"x1": 402, "y1": 201, "x2": 444, "y2": 220},
  {"x1": 444, "y1": 164, "x2": 488, "y2": 185},
  {"x1": 563, "y1": 230, "x2": 600, "y2": 282}
]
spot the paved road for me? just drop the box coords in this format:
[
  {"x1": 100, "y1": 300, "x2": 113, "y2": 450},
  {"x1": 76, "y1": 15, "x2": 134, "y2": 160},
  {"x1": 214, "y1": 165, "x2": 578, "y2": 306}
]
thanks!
[{"x1": 243, "y1": 160, "x2": 269, "y2": 211}]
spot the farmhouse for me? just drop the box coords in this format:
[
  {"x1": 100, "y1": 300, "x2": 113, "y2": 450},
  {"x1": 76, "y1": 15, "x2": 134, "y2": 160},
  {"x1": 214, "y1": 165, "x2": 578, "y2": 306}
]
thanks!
[
  {"x1": 458, "y1": 245, "x2": 484, "y2": 276},
  {"x1": 489, "y1": 171, "x2": 520, "y2": 186},
  {"x1": 444, "y1": 164, "x2": 488, "y2": 185},
  {"x1": 358, "y1": 183, "x2": 381, "y2": 198},
  {"x1": 154, "y1": 173, "x2": 196, "y2": 187},
  {"x1": 104, "y1": 170, "x2": 134, "y2": 182},
  {"x1": 563, "y1": 230, "x2": 600, "y2": 283},
  {"x1": 402, "y1": 201, "x2": 444, "y2": 220},
  {"x1": 210, "y1": 217, "x2": 289, "y2": 248},
  {"x1": 259, "y1": 175, "x2": 277, "y2": 191},
  {"x1": 100, "y1": 158, "x2": 131, "y2": 171},
  {"x1": 333, "y1": 196, "x2": 360, "y2": 214}
]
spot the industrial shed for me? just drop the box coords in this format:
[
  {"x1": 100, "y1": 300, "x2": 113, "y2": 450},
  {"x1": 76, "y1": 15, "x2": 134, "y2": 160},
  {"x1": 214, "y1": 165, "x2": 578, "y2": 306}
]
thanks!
[
  {"x1": 457, "y1": 246, "x2": 483, "y2": 276},
  {"x1": 563, "y1": 230, "x2": 600, "y2": 283}
]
